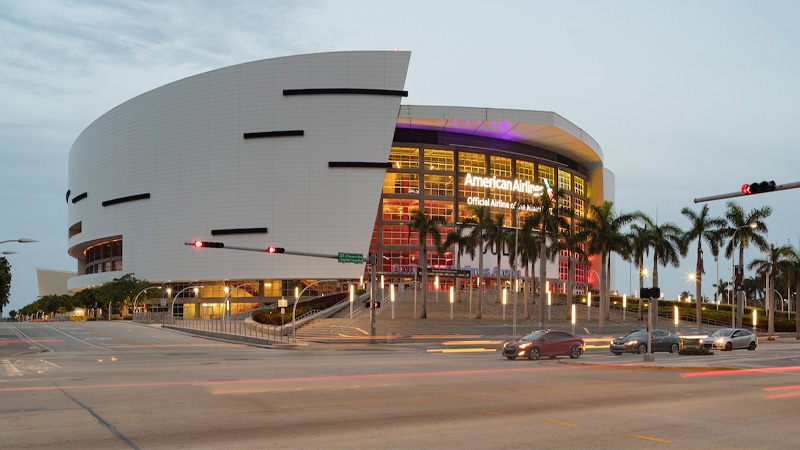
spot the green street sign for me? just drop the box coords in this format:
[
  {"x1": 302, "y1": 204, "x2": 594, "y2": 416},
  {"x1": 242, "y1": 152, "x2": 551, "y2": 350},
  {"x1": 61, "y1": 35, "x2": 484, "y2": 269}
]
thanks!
[{"x1": 338, "y1": 252, "x2": 363, "y2": 264}]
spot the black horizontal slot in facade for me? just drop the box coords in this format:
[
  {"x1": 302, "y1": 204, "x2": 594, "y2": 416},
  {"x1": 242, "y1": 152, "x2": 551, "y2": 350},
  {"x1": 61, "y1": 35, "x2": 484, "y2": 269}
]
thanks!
[
  {"x1": 71, "y1": 192, "x2": 88, "y2": 204},
  {"x1": 102, "y1": 193, "x2": 150, "y2": 207},
  {"x1": 211, "y1": 227, "x2": 269, "y2": 236},
  {"x1": 243, "y1": 130, "x2": 304, "y2": 139},
  {"x1": 283, "y1": 88, "x2": 408, "y2": 97},
  {"x1": 328, "y1": 162, "x2": 392, "y2": 169}
]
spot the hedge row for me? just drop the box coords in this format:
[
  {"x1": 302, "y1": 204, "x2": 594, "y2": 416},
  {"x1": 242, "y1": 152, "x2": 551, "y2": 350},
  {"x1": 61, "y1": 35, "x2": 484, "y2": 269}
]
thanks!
[{"x1": 252, "y1": 292, "x2": 349, "y2": 326}]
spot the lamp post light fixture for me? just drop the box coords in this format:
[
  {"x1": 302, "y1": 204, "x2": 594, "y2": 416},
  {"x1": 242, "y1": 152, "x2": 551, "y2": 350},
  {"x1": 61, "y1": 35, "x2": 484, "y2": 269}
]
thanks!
[
  {"x1": 132, "y1": 286, "x2": 162, "y2": 320},
  {"x1": 502, "y1": 288, "x2": 507, "y2": 320},
  {"x1": 435, "y1": 275, "x2": 439, "y2": 303},
  {"x1": 390, "y1": 283, "x2": 395, "y2": 319},
  {"x1": 622, "y1": 294, "x2": 627, "y2": 321},
  {"x1": 349, "y1": 284, "x2": 355, "y2": 318},
  {"x1": 450, "y1": 285, "x2": 454, "y2": 320}
]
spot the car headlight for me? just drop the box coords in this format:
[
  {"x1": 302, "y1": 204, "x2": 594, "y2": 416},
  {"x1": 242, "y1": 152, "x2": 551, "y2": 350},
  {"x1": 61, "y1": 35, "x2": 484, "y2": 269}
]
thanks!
[
  {"x1": 519, "y1": 342, "x2": 531, "y2": 349},
  {"x1": 625, "y1": 340, "x2": 638, "y2": 346},
  {"x1": 715, "y1": 338, "x2": 724, "y2": 344}
]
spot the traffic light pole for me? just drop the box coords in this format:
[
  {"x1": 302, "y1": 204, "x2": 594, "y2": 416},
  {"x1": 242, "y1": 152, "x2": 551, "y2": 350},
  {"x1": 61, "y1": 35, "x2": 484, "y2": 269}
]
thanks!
[{"x1": 694, "y1": 181, "x2": 800, "y2": 203}]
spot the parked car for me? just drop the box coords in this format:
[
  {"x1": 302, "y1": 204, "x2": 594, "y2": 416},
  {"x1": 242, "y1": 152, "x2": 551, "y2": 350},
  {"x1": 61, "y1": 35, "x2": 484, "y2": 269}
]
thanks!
[
  {"x1": 502, "y1": 330, "x2": 584, "y2": 360},
  {"x1": 701, "y1": 328, "x2": 757, "y2": 351},
  {"x1": 609, "y1": 329, "x2": 682, "y2": 355}
]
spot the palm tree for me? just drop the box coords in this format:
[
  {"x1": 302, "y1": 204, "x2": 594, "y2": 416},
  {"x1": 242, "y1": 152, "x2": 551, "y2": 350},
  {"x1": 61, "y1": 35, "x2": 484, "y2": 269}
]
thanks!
[
  {"x1": 627, "y1": 219, "x2": 652, "y2": 320},
  {"x1": 519, "y1": 216, "x2": 542, "y2": 319},
  {"x1": 445, "y1": 223, "x2": 474, "y2": 303},
  {"x1": 712, "y1": 279, "x2": 731, "y2": 304},
  {"x1": 558, "y1": 207, "x2": 588, "y2": 304},
  {"x1": 724, "y1": 201, "x2": 772, "y2": 328},
  {"x1": 463, "y1": 205, "x2": 493, "y2": 319},
  {"x1": 529, "y1": 190, "x2": 566, "y2": 327},
  {"x1": 409, "y1": 208, "x2": 445, "y2": 319},
  {"x1": 583, "y1": 201, "x2": 636, "y2": 333},
  {"x1": 681, "y1": 205, "x2": 726, "y2": 326},
  {"x1": 786, "y1": 246, "x2": 800, "y2": 339},
  {"x1": 484, "y1": 213, "x2": 509, "y2": 307},
  {"x1": 748, "y1": 243, "x2": 793, "y2": 337}
]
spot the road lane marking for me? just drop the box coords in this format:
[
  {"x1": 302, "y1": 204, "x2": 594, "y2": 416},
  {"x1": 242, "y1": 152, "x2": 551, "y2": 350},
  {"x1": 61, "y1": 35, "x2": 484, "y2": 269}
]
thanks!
[
  {"x1": 441, "y1": 340, "x2": 503, "y2": 346},
  {"x1": 682, "y1": 366, "x2": 800, "y2": 378},
  {"x1": 627, "y1": 433, "x2": 671, "y2": 444},
  {"x1": 765, "y1": 391, "x2": 800, "y2": 400},
  {"x1": 42, "y1": 324, "x2": 111, "y2": 351},
  {"x1": 764, "y1": 384, "x2": 800, "y2": 392},
  {"x1": 544, "y1": 420, "x2": 578, "y2": 427},
  {"x1": 475, "y1": 409, "x2": 502, "y2": 416},
  {"x1": 0, "y1": 365, "x2": 569, "y2": 393},
  {"x1": 3, "y1": 360, "x2": 23, "y2": 377}
]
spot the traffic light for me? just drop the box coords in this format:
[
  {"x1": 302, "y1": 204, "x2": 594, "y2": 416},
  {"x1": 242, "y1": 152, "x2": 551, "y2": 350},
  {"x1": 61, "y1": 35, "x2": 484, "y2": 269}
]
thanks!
[
  {"x1": 640, "y1": 287, "x2": 661, "y2": 299},
  {"x1": 193, "y1": 241, "x2": 224, "y2": 248},
  {"x1": 741, "y1": 181, "x2": 776, "y2": 195},
  {"x1": 267, "y1": 246, "x2": 285, "y2": 253}
]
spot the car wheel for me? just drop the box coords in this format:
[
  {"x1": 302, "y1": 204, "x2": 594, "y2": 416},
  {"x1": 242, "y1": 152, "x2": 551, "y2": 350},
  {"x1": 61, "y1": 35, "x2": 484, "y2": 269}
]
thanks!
[
  {"x1": 748, "y1": 341, "x2": 757, "y2": 351},
  {"x1": 612, "y1": 352, "x2": 622, "y2": 356},
  {"x1": 506, "y1": 355, "x2": 516, "y2": 360},
  {"x1": 570, "y1": 346, "x2": 581, "y2": 359},
  {"x1": 670, "y1": 343, "x2": 679, "y2": 353},
  {"x1": 725, "y1": 342, "x2": 733, "y2": 351},
  {"x1": 528, "y1": 348, "x2": 540, "y2": 360},
  {"x1": 637, "y1": 343, "x2": 647, "y2": 354}
]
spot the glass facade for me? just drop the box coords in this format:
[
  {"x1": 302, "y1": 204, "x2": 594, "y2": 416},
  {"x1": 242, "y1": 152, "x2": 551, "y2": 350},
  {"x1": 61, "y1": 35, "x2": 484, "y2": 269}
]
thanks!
[{"x1": 373, "y1": 142, "x2": 591, "y2": 294}]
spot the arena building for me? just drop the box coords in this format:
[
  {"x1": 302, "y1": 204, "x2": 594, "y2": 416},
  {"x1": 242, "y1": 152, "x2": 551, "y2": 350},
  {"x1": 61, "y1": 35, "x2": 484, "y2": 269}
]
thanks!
[{"x1": 66, "y1": 51, "x2": 614, "y2": 317}]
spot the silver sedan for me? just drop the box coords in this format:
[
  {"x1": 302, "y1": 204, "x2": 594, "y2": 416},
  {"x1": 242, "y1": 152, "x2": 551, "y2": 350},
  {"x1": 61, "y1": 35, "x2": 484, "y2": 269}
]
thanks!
[{"x1": 701, "y1": 328, "x2": 758, "y2": 351}]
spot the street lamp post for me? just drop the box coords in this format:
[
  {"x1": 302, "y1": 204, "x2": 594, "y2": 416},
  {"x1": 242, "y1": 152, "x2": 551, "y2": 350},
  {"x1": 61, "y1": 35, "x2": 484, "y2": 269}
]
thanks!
[
  {"x1": 731, "y1": 223, "x2": 757, "y2": 328},
  {"x1": 132, "y1": 286, "x2": 162, "y2": 321},
  {"x1": 169, "y1": 285, "x2": 203, "y2": 323}
]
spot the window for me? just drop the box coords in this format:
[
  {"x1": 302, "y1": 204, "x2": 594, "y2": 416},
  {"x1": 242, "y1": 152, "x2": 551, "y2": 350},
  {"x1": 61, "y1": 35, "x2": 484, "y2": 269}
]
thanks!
[
  {"x1": 382, "y1": 225, "x2": 413, "y2": 246},
  {"x1": 427, "y1": 251, "x2": 453, "y2": 269},
  {"x1": 538, "y1": 165, "x2": 555, "y2": 186},
  {"x1": 382, "y1": 199, "x2": 419, "y2": 221},
  {"x1": 574, "y1": 176, "x2": 585, "y2": 196},
  {"x1": 382, "y1": 251, "x2": 419, "y2": 273},
  {"x1": 574, "y1": 198, "x2": 584, "y2": 217},
  {"x1": 459, "y1": 175, "x2": 484, "y2": 198},
  {"x1": 383, "y1": 173, "x2": 419, "y2": 194},
  {"x1": 575, "y1": 264, "x2": 585, "y2": 283},
  {"x1": 424, "y1": 149, "x2": 454, "y2": 171},
  {"x1": 559, "y1": 260, "x2": 568, "y2": 281},
  {"x1": 559, "y1": 194, "x2": 571, "y2": 210},
  {"x1": 389, "y1": 147, "x2": 419, "y2": 169},
  {"x1": 424, "y1": 175, "x2": 454, "y2": 196},
  {"x1": 516, "y1": 161, "x2": 535, "y2": 181},
  {"x1": 558, "y1": 171, "x2": 572, "y2": 192},
  {"x1": 490, "y1": 156, "x2": 512, "y2": 178},
  {"x1": 458, "y1": 152, "x2": 486, "y2": 174},
  {"x1": 423, "y1": 200, "x2": 453, "y2": 222}
]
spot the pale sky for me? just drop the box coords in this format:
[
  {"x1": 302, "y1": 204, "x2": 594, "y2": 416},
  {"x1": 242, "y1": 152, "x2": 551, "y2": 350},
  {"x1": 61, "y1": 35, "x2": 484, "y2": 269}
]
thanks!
[{"x1": 2, "y1": 0, "x2": 799, "y2": 314}]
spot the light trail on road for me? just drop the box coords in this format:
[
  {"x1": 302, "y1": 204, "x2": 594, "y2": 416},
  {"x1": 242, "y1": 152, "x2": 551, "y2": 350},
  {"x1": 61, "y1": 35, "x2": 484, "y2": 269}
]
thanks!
[{"x1": 0, "y1": 364, "x2": 570, "y2": 393}]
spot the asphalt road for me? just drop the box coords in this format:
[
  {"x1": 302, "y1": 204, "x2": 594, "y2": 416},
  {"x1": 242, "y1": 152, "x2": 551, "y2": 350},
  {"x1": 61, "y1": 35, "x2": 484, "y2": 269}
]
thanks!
[{"x1": 2, "y1": 321, "x2": 799, "y2": 449}]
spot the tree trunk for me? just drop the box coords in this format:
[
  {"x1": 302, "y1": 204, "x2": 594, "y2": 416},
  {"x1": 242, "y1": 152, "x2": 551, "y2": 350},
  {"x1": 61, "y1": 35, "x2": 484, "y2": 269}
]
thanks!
[
  {"x1": 606, "y1": 256, "x2": 612, "y2": 320},
  {"x1": 768, "y1": 273, "x2": 775, "y2": 337},
  {"x1": 795, "y1": 278, "x2": 800, "y2": 340},
  {"x1": 696, "y1": 240, "x2": 703, "y2": 326},
  {"x1": 524, "y1": 263, "x2": 530, "y2": 318},
  {"x1": 421, "y1": 246, "x2": 428, "y2": 319},
  {"x1": 477, "y1": 242, "x2": 484, "y2": 319},
  {"x1": 497, "y1": 243, "x2": 503, "y2": 307},
  {"x1": 653, "y1": 252, "x2": 660, "y2": 327},
  {"x1": 599, "y1": 252, "x2": 608, "y2": 333},
  {"x1": 539, "y1": 227, "x2": 547, "y2": 327},
  {"x1": 638, "y1": 255, "x2": 644, "y2": 321},
  {"x1": 737, "y1": 246, "x2": 744, "y2": 328}
]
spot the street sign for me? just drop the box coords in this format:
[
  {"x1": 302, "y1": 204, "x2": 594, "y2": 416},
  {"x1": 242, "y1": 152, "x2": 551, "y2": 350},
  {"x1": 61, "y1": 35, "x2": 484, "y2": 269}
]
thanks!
[
  {"x1": 427, "y1": 268, "x2": 471, "y2": 278},
  {"x1": 338, "y1": 252, "x2": 363, "y2": 264}
]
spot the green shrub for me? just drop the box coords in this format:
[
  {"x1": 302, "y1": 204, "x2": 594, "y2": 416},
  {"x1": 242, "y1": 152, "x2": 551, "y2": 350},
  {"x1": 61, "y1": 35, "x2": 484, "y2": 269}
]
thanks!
[
  {"x1": 252, "y1": 292, "x2": 348, "y2": 325},
  {"x1": 679, "y1": 346, "x2": 713, "y2": 356}
]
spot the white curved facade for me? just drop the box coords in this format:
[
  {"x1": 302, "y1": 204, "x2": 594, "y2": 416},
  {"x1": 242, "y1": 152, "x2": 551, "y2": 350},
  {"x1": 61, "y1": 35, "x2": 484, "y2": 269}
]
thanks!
[
  {"x1": 68, "y1": 51, "x2": 411, "y2": 292},
  {"x1": 67, "y1": 50, "x2": 612, "y2": 298}
]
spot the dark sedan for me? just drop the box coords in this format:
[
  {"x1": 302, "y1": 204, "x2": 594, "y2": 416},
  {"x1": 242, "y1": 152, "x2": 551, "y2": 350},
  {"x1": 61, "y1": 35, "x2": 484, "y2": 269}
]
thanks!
[
  {"x1": 502, "y1": 330, "x2": 585, "y2": 360},
  {"x1": 609, "y1": 329, "x2": 682, "y2": 355}
]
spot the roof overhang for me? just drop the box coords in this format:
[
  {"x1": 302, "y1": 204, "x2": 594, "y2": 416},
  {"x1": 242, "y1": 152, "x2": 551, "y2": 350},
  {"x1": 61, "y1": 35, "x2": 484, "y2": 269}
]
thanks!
[{"x1": 397, "y1": 105, "x2": 603, "y2": 169}]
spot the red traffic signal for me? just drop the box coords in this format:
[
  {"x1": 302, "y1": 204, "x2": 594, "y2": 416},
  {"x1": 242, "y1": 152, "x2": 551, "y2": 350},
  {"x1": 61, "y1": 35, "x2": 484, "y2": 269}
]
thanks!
[
  {"x1": 742, "y1": 181, "x2": 776, "y2": 195},
  {"x1": 192, "y1": 241, "x2": 224, "y2": 248},
  {"x1": 267, "y1": 246, "x2": 285, "y2": 253}
]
